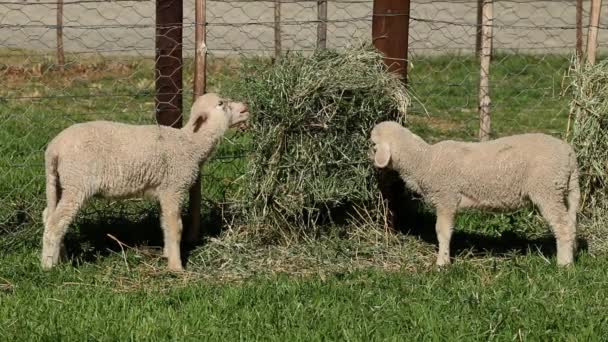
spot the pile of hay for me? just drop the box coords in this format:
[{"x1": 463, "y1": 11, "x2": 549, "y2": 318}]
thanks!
[
  {"x1": 566, "y1": 58, "x2": 608, "y2": 253},
  {"x1": 228, "y1": 45, "x2": 410, "y2": 239}
]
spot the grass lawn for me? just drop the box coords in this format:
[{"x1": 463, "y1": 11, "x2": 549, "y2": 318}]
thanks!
[
  {"x1": 2, "y1": 50, "x2": 603, "y2": 340},
  {"x1": 1, "y1": 250, "x2": 607, "y2": 340}
]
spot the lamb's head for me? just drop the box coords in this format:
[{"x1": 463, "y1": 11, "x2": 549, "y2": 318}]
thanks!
[
  {"x1": 370, "y1": 121, "x2": 401, "y2": 169},
  {"x1": 369, "y1": 121, "x2": 425, "y2": 169},
  {"x1": 187, "y1": 93, "x2": 249, "y2": 133}
]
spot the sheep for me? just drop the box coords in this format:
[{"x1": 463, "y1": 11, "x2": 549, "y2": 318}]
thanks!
[
  {"x1": 41, "y1": 93, "x2": 249, "y2": 271},
  {"x1": 369, "y1": 121, "x2": 580, "y2": 266}
]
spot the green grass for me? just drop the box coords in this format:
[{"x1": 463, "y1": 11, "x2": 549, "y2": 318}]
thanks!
[
  {"x1": 1, "y1": 250, "x2": 607, "y2": 340},
  {"x1": 1, "y1": 51, "x2": 601, "y2": 340}
]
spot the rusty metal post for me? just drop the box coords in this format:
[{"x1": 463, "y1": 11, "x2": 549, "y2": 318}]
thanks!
[
  {"x1": 56, "y1": 0, "x2": 65, "y2": 71},
  {"x1": 155, "y1": 0, "x2": 183, "y2": 128},
  {"x1": 576, "y1": 0, "x2": 583, "y2": 61},
  {"x1": 317, "y1": 0, "x2": 327, "y2": 49},
  {"x1": 372, "y1": 0, "x2": 411, "y2": 230},
  {"x1": 274, "y1": 0, "x2": 282, "y2": 58},
  {"x1": 475, "y1": 0, "x2": 483, "y2": 57},
  {"x1": 186, "y1": 0, "x2": 207, "y2": 243},
  {"x1": 372, "y1": 0, "x2": 410, "y2": 82}
]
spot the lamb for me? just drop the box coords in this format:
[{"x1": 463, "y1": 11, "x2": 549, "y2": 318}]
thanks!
[
  {"x1": 41, "y1": 93, "x2": 249, "y2": 271},
  {"x1": 369, "y1": 121, "x2": 580, "y2": 266}
]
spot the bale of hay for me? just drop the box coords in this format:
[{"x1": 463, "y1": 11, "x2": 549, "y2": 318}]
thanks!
[
  {"x1": 228, "y1": 45, "x2": 410, "y2": 239},
  {"x1": 566, "y1": 58, "x2": 608, "y2": 253}
]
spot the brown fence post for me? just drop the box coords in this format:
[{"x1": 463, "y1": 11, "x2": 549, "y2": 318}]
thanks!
[
  {"x1": 372, "y1": 0, "x2": 410, "y2": 82},
  {"x1": 186, "y1": 0, "x2": 207, "y2": 244},
  {"x1": 586, "y1": 0, "x2": 603, "y2": 65},
  {"x1": 317, "y1": 0, "x2": 327, "y2": 49},
  {"x1": 372, "y1": 0, "x2": 411, "y2": 230},
  {"x1": 56, "y1": 0, "x2": 65, "y2": 71},
  {"x1": 478, "y1": 0, "x2": 493, "y2": 142},
  {"x1": 576, "y1": 0, "x2": 584, "y2": 61},
  {"x1": 274, "y1": 0, "x2": 281, "y2": 58},
  {"x1": 475, "y1": 0, "x2": 483, "y2": 57},
  {"x1": 155, "y1": 0, "x2": 183, "y2": 128}
]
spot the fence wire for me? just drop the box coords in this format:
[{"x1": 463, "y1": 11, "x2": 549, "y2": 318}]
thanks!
[{"x1": 0, "y1": 0, "x2": 606, "y2": 230}]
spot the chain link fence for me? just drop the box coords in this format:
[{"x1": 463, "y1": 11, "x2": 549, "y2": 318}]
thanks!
[{"x1": 1, "y1": 0, "x2": 606, "y2": 232}]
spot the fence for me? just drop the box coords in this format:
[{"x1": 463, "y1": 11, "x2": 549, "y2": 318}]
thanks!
[{"x1": 0, "y1": 0, "x2": 606, "y2": 235}]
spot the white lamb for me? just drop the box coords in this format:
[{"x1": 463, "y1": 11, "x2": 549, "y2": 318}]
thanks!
[
  {"x1": 370, "y1": 121, "x2": 580, "y2": 266},
  {"x1": 41, "y1": 93, "x2": 249, "y2": 271}
]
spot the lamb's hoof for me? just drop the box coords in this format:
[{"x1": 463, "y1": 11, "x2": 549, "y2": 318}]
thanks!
[
  {"x1": 41, "y1": 256, "x2": 58, "y2": 270},
  {"x1": 556, "y1": 252, "x2": 574, "y2": 267},
  {"x1": 435, "y1": 258, "x2": 451, "y2": 270},
  {"x1": 167, "y1": 263, "x2": 184, "y2": 272}
]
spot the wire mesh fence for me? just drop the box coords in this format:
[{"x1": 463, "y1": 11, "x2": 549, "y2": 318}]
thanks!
[{"x1": 0, "y1": 0, "x2": 606, "y2": 232}]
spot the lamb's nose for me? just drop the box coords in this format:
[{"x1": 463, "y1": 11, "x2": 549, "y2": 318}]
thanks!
[{"x1": 241, "y1": 105, "x2": 248, "y2": 113}]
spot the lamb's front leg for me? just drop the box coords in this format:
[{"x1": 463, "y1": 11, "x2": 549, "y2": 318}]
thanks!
[
  {"x1": 159, "y1": 194, "x2": 184, "y2": 271},
  {"x1": 435, "y1": 207, "x2": 455, "y2": 267}
]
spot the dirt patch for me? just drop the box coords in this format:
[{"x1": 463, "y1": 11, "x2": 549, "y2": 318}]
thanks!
[
  {"x1": 409, "y1": 114, "x2": 464, "y2": 132},
  {"x1": 1, "y1": 61, "x2": 139, "y2": 90}
]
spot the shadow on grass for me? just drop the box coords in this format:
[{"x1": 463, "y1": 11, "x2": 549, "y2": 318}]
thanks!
[
  {"x1": 380, "y1": 169, "x2": 588, "y2": 260},
  {"x1": 64, "y1": 204, "x2": 226, "y2": 268},
  {"x1": 61, "y1": 172, "x2": 588, "y2": 268}
]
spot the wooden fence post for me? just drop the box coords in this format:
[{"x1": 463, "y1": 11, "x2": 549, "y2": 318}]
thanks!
[
  {"x1": 317, "y1": 0, "x2": 327, "y2": 49},
  {"x1": 372, "y1": 0, "x2": 411, "y2": 82},
  {"x1": 56, "y1": 0, "x2": 65, "y2": 71},
  {"x1": 576, "y1": 0, "x2": 583, "y2": 61},
  {"x1": 478, "y1": 0, "x2": 493, "y2": 141},
  {"x1": 274, "y1": 0, "x2": 281, "y2": 58},
  {"x1": 586, "y1": 0, "x2": 603, "y2": 65},
  {"x1": 185, "y1": 0, "x2": 207, "y2": 243}
]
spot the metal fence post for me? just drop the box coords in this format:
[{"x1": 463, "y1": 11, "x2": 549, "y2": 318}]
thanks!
[
  {"x1": 317, "y1": 0, "x2": 327, "y2": 49},
  {"x1": 56, "y1": 0, "x2": 65, "y2": 71},
  {"x1": 186, "y1": 0, "x2": 207, "y2": 243},
  {"x1": 274, "y1": 0, "x2": 281, "y2": 58},
  {"x1": 475, "y1": 0, "x2": 483, "y2": 57},
  {"x1": 155, "y1": 0, "x2": 183, "y2": 128},
  {"x1": 372, "y1": 0, "x2": 411, "y2": 82},
  {"x1": 576, "y1": 0, "x2": 583, "y2": 61},
  {"x1": 372, "y1": 0, "x2": 411, "y2": 230}
]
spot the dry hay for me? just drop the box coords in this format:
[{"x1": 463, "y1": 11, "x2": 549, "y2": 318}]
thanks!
[
  {"x1": 566, "y1": 57, "x2": 608, "y2": 253},
  {"x1": 226, "y1": 45, "x2": 410, "y2": 241}
]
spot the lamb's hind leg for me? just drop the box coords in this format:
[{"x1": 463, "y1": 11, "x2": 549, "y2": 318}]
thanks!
[
  {"x1": 532, "y1": 194, "x2": 575, "y2": 266},
  {"x1": 159, "y1": 193, "x2": 184, "y2": 271},
  {"x1": 41, "y1": 190, "x2": 85, "y2": 270}
]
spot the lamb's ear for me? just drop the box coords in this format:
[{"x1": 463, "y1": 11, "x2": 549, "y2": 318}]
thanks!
[
  {"x1": 192, "y1": 111, "x2": 209, "y2": 133},
  {"x1": 374, "y1": 143, "x2": 391, "y2": 168}
]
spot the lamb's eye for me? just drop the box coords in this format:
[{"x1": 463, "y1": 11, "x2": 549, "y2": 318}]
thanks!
[{"x1": 218, "y1": 100, "x2": 224, "y2": 106}]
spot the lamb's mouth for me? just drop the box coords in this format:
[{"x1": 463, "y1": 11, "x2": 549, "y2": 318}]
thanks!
[{"x1": 230, "y1": 112, "x2": 250, "y2": 130}]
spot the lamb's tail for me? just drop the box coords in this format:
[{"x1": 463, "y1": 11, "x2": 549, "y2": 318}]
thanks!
[
  {"x1": 567, "y1": 153, "x2": 580, "y2": 230},
  {"x1": 43, "y1": 154, "x2": 61, "y2": 226}
]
